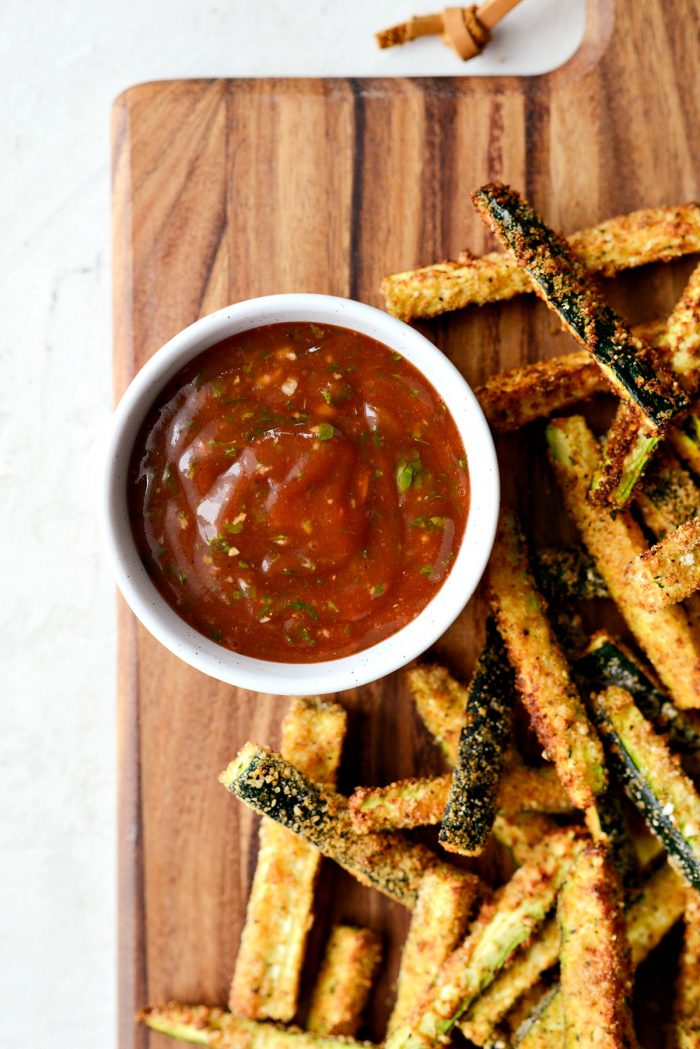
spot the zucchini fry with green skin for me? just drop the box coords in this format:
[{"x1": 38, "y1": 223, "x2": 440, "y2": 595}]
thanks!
[
  {"x1": 385, "y1": 827, "x2": 586, "y2": 1049},
  {"x1": 459, "y1": 917, "x2": 560, "y2": 1047},
  {"x1": 534, "y1": 546, "x2": 609, "y2": 601},
  {"x1": 476, "y1": 319, "x2": 666, "y2": 434},
  {"x1": 388, "y1": 867, "x2": 480, "y2": 1037},
  {"x1": 231, "y1": 698, "x2": 346, "y2": 1020},
  {"x1": 381, "y1": 204, "x2": 700, "y2": 321},
  {"x1": 307, "y1": 926, "x2": 382, "y2": 1037},
  {"x1": 590, "y1": 263, "x2": 700, "y2": 508},
  {"x1": 591, "y1": 686, "x2": 700, "y2": 892},
  {"x1": 589, "y1": 400, "x2": 661, "y2": 509},
  {"x1": 670, "y1": 891, "x2": 700, "y2": 1049},
  {"x1": 575, "y1": 631, "x2": 700, "y2": 776},
  {"x1": 140, "y1": 1003, "x2": 372, "y2": 1049},
  {"x1": 636, "y1": 451, "x2": 700, "y2": 538},
  {"x1": 626, "y1": 518, "x2": 700, "y2": 610},
  {"x1": 547, "y1": 415, "x2": 700, "y2": 709},
  {"x1": 220, "y1": 744, "x2": 451, "y2": 908},
  {"x1": 472, "y1": 183, "x2": 688, "y2": 429},
  {"x1": 558, "y1": 843, "x2": 638, "y2": 1049},
  {"x1": 405, "y1": 663, "x2": 465, "y2": 765},
  {"x1": 349, "y1": 762, "x2": 572, "y2": 834},
  {"x1": 515, "y1": 863, "x2": 687, "y2": 1049},
  {"x1": 440, "y1": 619, "x2": 516, "y2": 855},
  {"x1": 487, "y1": 510, "x2": 606, "y2": 809}
]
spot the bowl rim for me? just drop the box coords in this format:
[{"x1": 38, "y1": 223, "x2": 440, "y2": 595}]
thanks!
[{"x1": 104, "y1": 293, "x2": 500, "y2": 695}]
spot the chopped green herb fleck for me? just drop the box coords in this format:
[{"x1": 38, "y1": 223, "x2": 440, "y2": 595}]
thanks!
[
  {"x1": 321, "y1": 388, "x2": 333, "y2": 404},
  {"x1": 372, "y1": 582, "x2": 385, "y2": 596},
  {"x1": 396, "y1": 461, "x2": 414, "y2": 493},
  {"x1": 315, "y1": 423, "x2": 334, "y2": 441},
  {"x1": 309, "y1": 323, "x2": 325, "y2": 339},
  {"x1": 327, "y1": 600, "x2": 339, "y2": 612},
  {"x1": 290, "y1": 600, "x2": 319, "y2": 621},
  {"x1": 420, "y1": 565, "x2": 434, "y2": 576}
]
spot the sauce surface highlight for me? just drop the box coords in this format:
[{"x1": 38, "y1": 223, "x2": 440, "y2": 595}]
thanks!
[{"x1": 128, "y1": 323, "x2": 469, "y2": 661}]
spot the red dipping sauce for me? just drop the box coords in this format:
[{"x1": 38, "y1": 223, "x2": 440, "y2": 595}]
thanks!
[{"x1": 128, "y1": 323, "x2": 469, "y2": 661}]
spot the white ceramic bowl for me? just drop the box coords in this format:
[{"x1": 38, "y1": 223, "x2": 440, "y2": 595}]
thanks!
[{"x1": 104, "y1": 294, "x2": 499, "y2": 695}]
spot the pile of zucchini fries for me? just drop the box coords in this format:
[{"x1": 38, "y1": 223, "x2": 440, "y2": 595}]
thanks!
[{"x1": 141, "y1": 188, "x2": 700, "y2": 1048}]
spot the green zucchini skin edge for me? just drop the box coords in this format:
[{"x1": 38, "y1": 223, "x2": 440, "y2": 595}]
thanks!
[
  {"x1": 439, "y1": 618, "x2": 516, "y2": 855},
  {"x1": 589, "y1": 697, "x2": 700, "y2": 893},
  {"x1": 575, "y1": 636, "x2": 700, "y2": 775},
  {"x1": 472, "y1": 183, "x2": 688, "y2": 427}
]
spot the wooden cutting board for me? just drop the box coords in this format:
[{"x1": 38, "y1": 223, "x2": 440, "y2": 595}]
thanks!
[{"x1": 113, "y1": 2, "x2": 700, "y2": 1046}]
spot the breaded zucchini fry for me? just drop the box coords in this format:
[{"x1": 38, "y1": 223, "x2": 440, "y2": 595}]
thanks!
[
  {"x1": 459, "y1": 917, "x2": 560, "y2": 1046},
  {"x1": 626, "y1": 518, "x2": 700, "y2": 610},
  {"x1": 589, "y1": 401, "x2": 660, "y2": 508},
  {"x1": 487, "y1": 510, "x2": 606, "y2": 809},
  {"x1": 385, "y1": 828, "x2": 585, "y2": 1049},
  {"x1": 388, "y1": 867, "x2": 480, "y2": 1036},
  {"x1": 381, "y1": 204, "x2": 700, "y2": 321},
  {"x1": 590, "y1": 263, "x2": 700, "y2": 508},
  {"x1": 591, "y1": 686, "x2": 700, "y2": 892},
  {"x1": 140, "y1": 1003, "x2": 372, "y2": 1049},
  {"x1": 670, "y1": 890, "x2": 700, "y2": 1049},
  {"x1": 547, "y1": 415, "x2": 700, "y2": 708},
  {"x1": 440, "y1": 618, "x2": 516, "y2": 855},
  {"x1": 307, "y1": 926, "x2": 382, "y2": 1037},
  {"x1": 558, "y1": 843, "x2": 637, "y2": 1049},
  {"x1": 349, "y1": 761, "x2": 572, "y2": 834},
  {"x1": 516, "y1": 863, "x2": 686, "y2": 1049},
  {"x1": 636, "y1": 451, "x2": 700, "y2": 538},
  {"x1": 220, "y1": 744, "x2": 449, "y2": 908},
  {"x1": 231, "y1": 698, "x2": 346, "y2": 1020},
  {"x1": 576, "y1": 632, "x2": 700, "y2": 779},
  {"x1": 473, "y1": 183, "x2": 688, "y2": 429},
  {"x1": 405, "y1": 663, "x2": 465, "y2": 765}
]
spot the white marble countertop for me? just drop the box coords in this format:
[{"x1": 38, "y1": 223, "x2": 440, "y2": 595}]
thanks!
[{"x1": 0, "y1": 2, "x2": 583, "y2": 1045}]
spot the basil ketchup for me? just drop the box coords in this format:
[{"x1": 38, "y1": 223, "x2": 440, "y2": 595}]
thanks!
[{"x1": 128, "y1": 322, "x2": 469, "y2": 661}]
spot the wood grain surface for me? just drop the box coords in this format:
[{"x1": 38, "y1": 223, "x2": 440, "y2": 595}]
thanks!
[{"x1": 112, "y1": 2, "x2": 700, "y2": 1046}]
